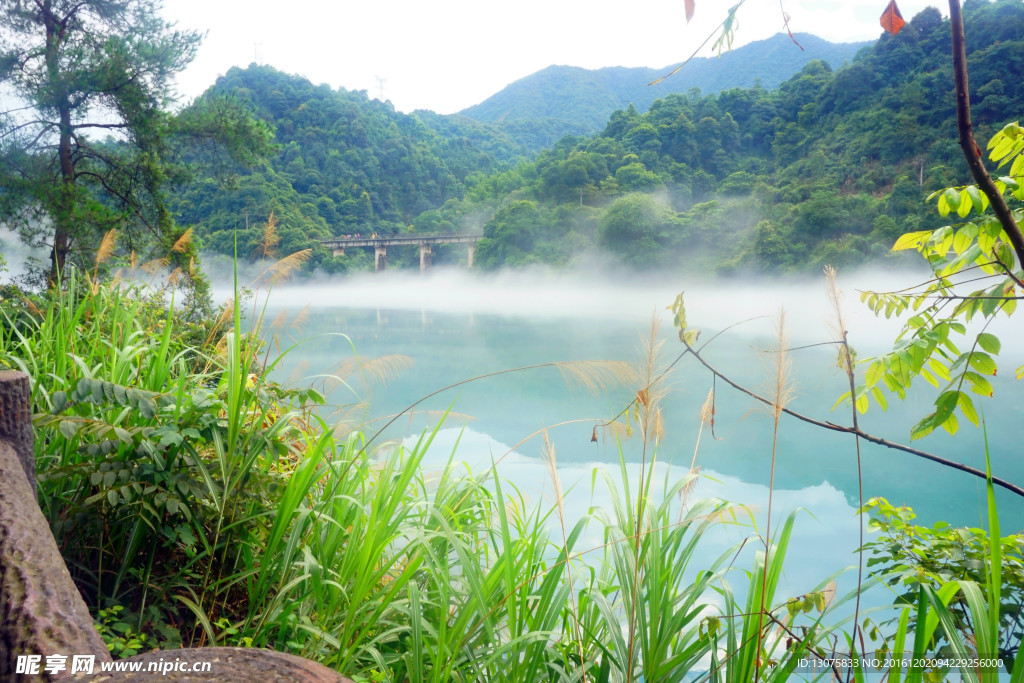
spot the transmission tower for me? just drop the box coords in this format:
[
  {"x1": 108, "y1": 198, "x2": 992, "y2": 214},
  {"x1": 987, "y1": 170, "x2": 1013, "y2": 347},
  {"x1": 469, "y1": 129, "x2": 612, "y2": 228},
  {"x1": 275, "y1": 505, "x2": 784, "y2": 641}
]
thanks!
[{"x1": 374, "y1": 75, "x2": 387, "y2": 102}]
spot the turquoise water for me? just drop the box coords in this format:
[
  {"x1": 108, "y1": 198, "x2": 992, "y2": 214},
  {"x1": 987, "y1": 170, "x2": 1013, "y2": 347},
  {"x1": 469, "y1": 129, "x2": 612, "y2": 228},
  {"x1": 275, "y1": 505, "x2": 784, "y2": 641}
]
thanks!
[{"x1": 251, "y1": 266, "x2": 1024, "y2": 632}]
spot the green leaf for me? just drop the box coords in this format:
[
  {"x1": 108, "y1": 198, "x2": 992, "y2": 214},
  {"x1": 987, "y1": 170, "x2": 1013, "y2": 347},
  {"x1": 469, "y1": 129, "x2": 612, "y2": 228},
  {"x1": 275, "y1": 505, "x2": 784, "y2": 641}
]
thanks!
[
  {"x1": 58, "y1": 419, "x2": 79, "y2": 439},
  {"x1": 964, "y1": 371, "x2": 993, "y2": 397},
  {"x1": 893, "y1": 231, "x2": 932, "y2": 251},
  {"x1": 956, "y1": 188, "x2": 973, "y2": 218},
  {"x1": 944, "y1": 187, "x2": 961, "y2": 211},
  {"x1": 1011, "y1": 152, "x2": 1024, "y2": 178},
  {"x1": 90, "y1": 379, "x2": 104, "y2": 403},
  {"x1": 940, "y1": 412, "x2": 958, "y2": 436},
  {"x1": 976, "y1": 332, "x2": 1001, "y2": 354},
  {"x1": 951, "y1": 228, "x2": 973, "y2": 254},
  {"x1": 968, "y1": 352, "x2": 997, "y2": 376},
  {"x1": 911, "y1": 413, "x2": 938, "y2": 440},
  {"x1": 831, "y1": 391, "x2": 851, "y2": 411},
  {"x1": 957, "y1": 391, "x2": 979, "y2": 427},
  {"x1": 933, "y1": 390, "x2": 959, "y2": 429},
  {"x1": 51, "y1": 391, "x2": 68, "y2": 414},
  {"x1": 890, "y1": 351, "x2": 913, "y2": 386},
  {"x1": 871, "y1": 386, "x2": 888, "y2": 411},
  {"x1": 139, "y1": 396, "x2": 157, "y2": 419},
  {"x1": 928, "y1": 358, "x2": 951, "y2": 382},
  {"x1": 966, "y1": 185, "x2": 988, "y2": 213},
  {"x1": 865, "y1": 360, "x2": 885, "y2": 388}
]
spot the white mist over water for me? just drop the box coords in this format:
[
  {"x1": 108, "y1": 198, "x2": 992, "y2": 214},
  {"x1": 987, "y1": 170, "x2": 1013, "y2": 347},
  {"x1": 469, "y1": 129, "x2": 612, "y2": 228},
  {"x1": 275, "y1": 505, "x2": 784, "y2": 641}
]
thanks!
[
  {"x1": 0, "y1": 228, "x2": 49, "y2": 285},
  {"x1": 249, "y1": 263, "x2": 1024, "y2": 529},
  {"x1": 246, "y1": 263, "x2": 939, "y2": 353}
]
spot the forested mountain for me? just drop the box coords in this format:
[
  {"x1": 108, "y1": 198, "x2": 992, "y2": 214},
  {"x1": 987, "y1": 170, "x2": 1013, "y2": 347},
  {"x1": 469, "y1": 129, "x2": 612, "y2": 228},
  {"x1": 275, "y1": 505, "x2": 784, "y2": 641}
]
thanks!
[
  {"x1": 459, "y1": 34, "x2": 869, "y2": 149},
  {"x1": 172, "y1": 0, "x2": 1024, "y2": 277},
  {"x1": 171, "y1": 65, "x2": 519, "y2": 272},
  {"x1": 436, "y1": 0, "x2": 1024, "y2": 274}
]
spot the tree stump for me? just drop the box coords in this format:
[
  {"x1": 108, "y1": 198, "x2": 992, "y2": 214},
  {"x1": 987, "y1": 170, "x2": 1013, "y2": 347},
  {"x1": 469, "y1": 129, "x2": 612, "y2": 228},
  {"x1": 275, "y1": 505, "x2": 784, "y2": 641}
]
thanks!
[
  {"x1": 0, "y1": 370, "x2": 35, "y2": 493},
  {"x1": 0, "y1": 373, "x2": 112, "y2": 677}
]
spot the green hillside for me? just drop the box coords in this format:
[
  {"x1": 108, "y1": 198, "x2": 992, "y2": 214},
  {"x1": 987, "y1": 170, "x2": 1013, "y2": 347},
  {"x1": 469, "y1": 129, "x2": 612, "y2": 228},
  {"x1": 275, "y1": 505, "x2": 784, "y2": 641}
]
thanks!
[
  {"x1": 438, "y1": 1, "x2": 1024, "y2": 274},
  {"x1": 459, "y1": 33, "x2": 869, "y2": 149},
  {"x1": 170, "y1": 0, "x2": 1024, "y2": 277},
  {"x1": 170, "y1": 65, "x2": 518, "y2": 272}
]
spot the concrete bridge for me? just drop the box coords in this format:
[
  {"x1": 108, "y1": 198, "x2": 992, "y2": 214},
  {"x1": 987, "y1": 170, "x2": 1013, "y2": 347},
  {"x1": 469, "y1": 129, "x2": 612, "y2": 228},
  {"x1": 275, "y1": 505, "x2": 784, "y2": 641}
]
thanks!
[{"x1": 321, "y1": 233, "x2": 482, "y2": 272}]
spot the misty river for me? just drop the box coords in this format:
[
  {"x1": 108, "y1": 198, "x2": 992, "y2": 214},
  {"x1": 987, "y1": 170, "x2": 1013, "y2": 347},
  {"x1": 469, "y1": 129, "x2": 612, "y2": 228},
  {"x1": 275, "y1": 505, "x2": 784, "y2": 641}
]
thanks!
[{"x1": 251, "y1": 265, "x2": 1024, "y2": 613}]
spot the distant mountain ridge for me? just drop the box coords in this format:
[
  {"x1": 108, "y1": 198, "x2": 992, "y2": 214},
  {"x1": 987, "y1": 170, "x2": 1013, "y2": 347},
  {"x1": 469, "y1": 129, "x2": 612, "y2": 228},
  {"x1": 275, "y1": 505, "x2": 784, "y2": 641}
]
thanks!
[{"x1": 459, "y1": 33, "x2": 869, "y2": 146}]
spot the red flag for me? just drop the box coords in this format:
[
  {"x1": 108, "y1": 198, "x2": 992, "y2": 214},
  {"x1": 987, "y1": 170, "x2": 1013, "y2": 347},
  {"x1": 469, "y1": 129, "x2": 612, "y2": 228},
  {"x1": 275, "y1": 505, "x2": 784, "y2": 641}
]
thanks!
[
  {"x1": 685, "y1": 0, "x2": 695, "y2": 22},
  {"x1": 880, "y1": 0, "x2": 905, "y2": 35}
]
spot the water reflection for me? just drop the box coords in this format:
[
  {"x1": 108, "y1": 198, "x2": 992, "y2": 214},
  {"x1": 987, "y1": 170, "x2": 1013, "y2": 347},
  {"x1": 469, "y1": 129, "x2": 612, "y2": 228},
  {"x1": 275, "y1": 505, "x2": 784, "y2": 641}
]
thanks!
[{"x1": 254, "y1": 267, "x2": 1024, "y2": 534}]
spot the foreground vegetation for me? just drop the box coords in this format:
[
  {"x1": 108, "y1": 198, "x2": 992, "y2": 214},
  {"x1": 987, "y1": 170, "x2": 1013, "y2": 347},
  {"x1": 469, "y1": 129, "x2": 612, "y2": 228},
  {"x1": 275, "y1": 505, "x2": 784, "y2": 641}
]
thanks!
[
  {"x1": 1, "y1": 231, "x2": 1023, "y2": 681},
  {"x1": 2, "y1": 1, "x2": 1024, "y2": 680}
]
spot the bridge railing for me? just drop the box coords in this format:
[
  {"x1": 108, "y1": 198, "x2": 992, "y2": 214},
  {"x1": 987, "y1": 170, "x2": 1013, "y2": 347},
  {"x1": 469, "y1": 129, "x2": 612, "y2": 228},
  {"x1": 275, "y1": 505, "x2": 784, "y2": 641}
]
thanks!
[{"x1": 319, "y1": 232, "x2": 481, "y2": 248}]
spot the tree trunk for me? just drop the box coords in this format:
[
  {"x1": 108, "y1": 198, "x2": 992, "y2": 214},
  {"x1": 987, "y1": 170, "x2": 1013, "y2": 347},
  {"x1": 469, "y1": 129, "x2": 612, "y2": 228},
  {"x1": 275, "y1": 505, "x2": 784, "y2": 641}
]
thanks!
[
  {"x1": 948, "y1": 0, "x2": 1024, "y2": 269},
  {"x1": 44, "y1": 5, "x2": 74, "y2": 285},
  {"x1": 52, "y1": 108, "x2": 75, "y2": 283}
]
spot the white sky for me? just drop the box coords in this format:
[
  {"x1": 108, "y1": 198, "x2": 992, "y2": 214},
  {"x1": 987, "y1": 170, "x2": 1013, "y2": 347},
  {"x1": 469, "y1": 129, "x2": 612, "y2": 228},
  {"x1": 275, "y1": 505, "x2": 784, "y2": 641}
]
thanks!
[{"x1": 160, "y1": 0, "x2": 946, "y2": 115}]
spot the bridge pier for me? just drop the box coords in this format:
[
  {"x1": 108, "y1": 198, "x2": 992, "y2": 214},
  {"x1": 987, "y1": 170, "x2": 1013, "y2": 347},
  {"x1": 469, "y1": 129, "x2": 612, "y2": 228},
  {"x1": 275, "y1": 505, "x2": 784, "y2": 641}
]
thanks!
[{"x1": 320, "y1": 233, "x2": 480, "y2": 273}]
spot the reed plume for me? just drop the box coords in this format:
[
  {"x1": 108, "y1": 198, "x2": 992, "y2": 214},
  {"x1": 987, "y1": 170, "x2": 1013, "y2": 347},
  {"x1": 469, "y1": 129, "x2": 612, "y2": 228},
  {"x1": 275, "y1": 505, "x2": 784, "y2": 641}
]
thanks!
[
  {"x1": 254, "y1": 249, "x2": 312, "y2": 288},
  {"x1": 289, "y1": 304, "x2": 311, "y2": 334},
  {"x1": 624, "y1": 314, "x2": 671, "y2": 679},
  {"x1": 326, "y1": 354, "x2": 414, "y2": 394},
  {"x1": 680, "y1": 387, "x2": 715, "y2": 512},
  {"x1": 91, "y1": 229, "x2": 118, "y2": 291},
  {"x1": 540, "y1": 430, "x2": 586, "y2": 681},
  {"x1": 555, "y1": 360, "x2": 638, "y2": 396},
  {"x1": 95, "y1": 229, "x2": 118, "y2": 266},
  {"x1": 139, "y1": 257, "x2": 169, "y2": 276},
  {"x1": 170, "y1": 227, "x2": 193, "y2": 254},
  {"x1": 267, "y1": 308, "x2": 290, "y2": 333},
  {"x1": 253, "y1": 212, "x2": 280, "y2": 261},
  {"x1": 825, "y1": 264, "x2": 865, "y2": 664},
  {"x1": 755, "y1": 307, "x2": 793, "y2": 681}
]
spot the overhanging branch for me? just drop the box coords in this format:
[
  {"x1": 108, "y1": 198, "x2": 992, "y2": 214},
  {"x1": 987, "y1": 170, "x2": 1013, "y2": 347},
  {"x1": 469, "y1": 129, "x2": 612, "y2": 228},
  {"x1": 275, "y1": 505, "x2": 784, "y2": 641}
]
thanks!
[
  {"x1": 681, "y1": 340, "x2": 1024, "y2": 500},
  {"x1": 949, "y1": 0, "x2": 1024, "y2": 269}
]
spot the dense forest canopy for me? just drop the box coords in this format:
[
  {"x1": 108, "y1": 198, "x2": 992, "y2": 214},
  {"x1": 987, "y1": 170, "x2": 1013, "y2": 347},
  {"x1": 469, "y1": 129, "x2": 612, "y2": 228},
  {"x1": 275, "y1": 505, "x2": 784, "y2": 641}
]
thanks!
[
  {"x1": 166, "y1": 0, "x2": 1024, "y2": 277},
  {"x1": 170, "y1": 66, "x2": 522, "y2": 273},
  {"x1": 460, "y1": 0, "x2": 1024, "y2": 274}
]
